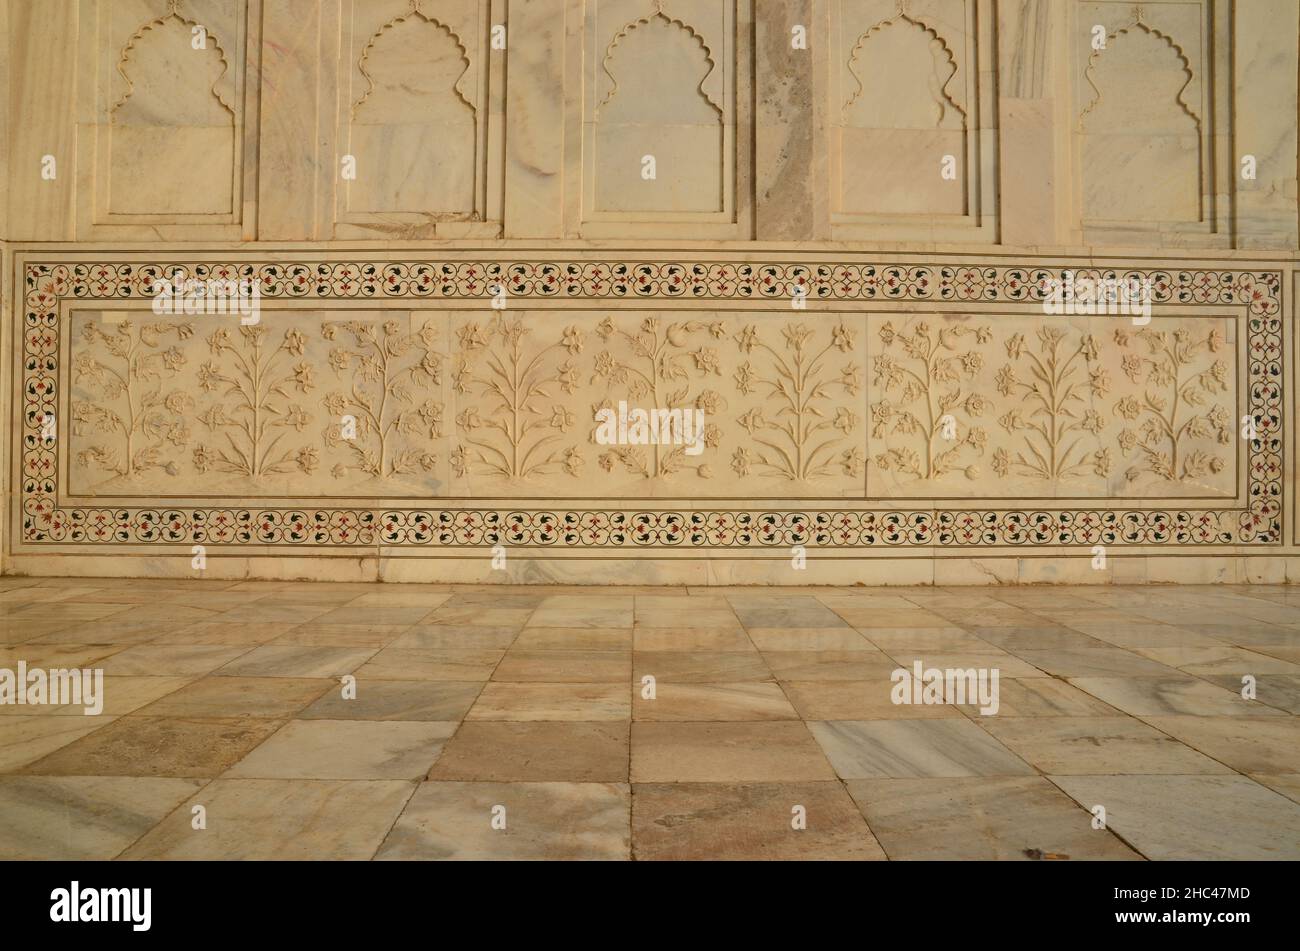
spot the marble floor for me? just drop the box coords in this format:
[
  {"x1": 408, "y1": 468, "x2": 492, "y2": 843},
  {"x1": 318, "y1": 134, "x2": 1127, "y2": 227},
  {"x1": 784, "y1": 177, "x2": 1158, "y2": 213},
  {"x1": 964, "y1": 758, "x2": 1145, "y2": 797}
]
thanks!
[{"x1": 1, "y1": 577, "x2": 1298, "y2": 860}]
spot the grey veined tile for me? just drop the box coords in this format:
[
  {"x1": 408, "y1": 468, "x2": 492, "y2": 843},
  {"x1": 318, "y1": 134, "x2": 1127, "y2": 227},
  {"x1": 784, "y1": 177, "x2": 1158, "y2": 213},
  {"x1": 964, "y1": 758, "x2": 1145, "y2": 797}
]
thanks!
[
  {"x1": 807, "y1": 719, "x2": 1035, "y2": 779},
  {"x1": 377, "y1": 781, "x2": 631, "y2": 860},
  {"x1": 0, "y1": 775, "x2": 204, "y2": 859},
  {"x1": 1051, "y1": 775, "x2": 1300, "y2": 860},
  {"x1": 845, "y1": 777, "x2": 1141, "y2": 860}
]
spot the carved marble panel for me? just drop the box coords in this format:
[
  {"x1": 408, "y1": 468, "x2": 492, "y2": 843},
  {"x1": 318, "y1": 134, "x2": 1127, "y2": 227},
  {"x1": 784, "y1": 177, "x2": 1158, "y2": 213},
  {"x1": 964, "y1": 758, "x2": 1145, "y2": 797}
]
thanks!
[{"x1": 14, "y1": 256, "x2": 1284, "y2": 561}]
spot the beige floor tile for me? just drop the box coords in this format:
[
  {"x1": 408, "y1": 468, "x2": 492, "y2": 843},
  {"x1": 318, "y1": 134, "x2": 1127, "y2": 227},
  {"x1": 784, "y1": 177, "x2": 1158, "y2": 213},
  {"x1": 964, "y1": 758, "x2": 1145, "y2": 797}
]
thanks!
[
  {"x1": 1140, "y1": 716, "x2": 1300, "y2": 773},
  {"x1": 356, "y1": 648, "x2": 504, "y2": 681},
  {"x1": 527, "y1": 596, "x2": 634, "y2": 628},
  {"x1": 860, "y1": 628, "x2": 995, "y2": 652},
  {"x1": 1009, "y1": 647, "x2": 1179, "y2": 678},
  {"x1": 1249, "y1": 773, "x2": 1300, "y2": 804},
  {"x1": 429, "y1": 721, "x2": 629, "y2": 782},
  {"x1": 1201, "y1": 673, "x2": 1300, "y2": 714},
  {"x1": 213, "y1": 645, "x2": 377, "y2": 678},
  {"x1": 377, "y1": 781, "x2": 631, "y2": 860},
  {"x1": 155, "y1": 622, "x2": 299, "y2": 646},
  {"x1": 633, "y1": 626, "x2": 754, "y2": 651},
  {"x1": 746, "y1": 628, "x2": 874, "y2": 651},
  {"x1": 121, "y1": 778, "x2": 415, "y2": 860},
  {"x1": 1132, "y1": 645, "x2": 1300, "y2": 676},
  {"x1": 23, "y1": 716, "x2": 283, "y2": 778},
  {"x1": 808, "y1": 720, "x2": 1035, "y2": 779},
  {"x1": 883, "y1": 651, "x2": 1048, "y2": 679},
  {"x1": 390, "y1": 625, "x2": 521, "y2": 649},
  {"x1": 491, "y1": 649, "x2": 631, "y2": 683},
  {"x1": 633, "y1": 782, "x2": 885, "y2": 860},
  {"x1": 512, "y1": 627, "x2": 633, "y2": 651},
  {"x1": 133, "y1": 677, "x2": 331, "y2": 719},
  {"x1": 1070, "y1": 676, "x2": 1283, "y2": 717},
  {"x1": 632, "y1": 682, "x2": 797, "y2": 721},
  {"x1": 0, "y1": 716, "x2": 118, "y2": 772},
  {"x1": 270, "y1": 625, "x2": 410, "y2": 648},
  {"x1": 1051, "y1": 775, "x2": 1300, "y2": 860},
  {"x1": 762, "y1": 651, "x2": 899, "y2": 681},
  {"x1": 311, "y1": 606, "x2": 430, "y2": 627},
  {"x1": 954, "y1": 678, "x2": 1120, "y2": 718},
  {"x1": 225, "y1": 719, "x2": 457, "y2": 779},
  {"x1": 468, "y1": 682, "x2": 630, "y2": 720},
  {"x1": 0, "y1": 676, "x2": 191, "y2": 717},
  {"x1": 299, "y1": 681, "x2": 483, "y2": 721},
  {"x1": 781, "y1": 680, "x2": 963, "y2": 720},
  {"x1": 980, "y1": 717, "x2": 1231, "y2": 775},
  {"x1": 847, "y1": 777, "x2": 1142, "y2": 860},
  {"x1": 631, "y1": 722, "x2": 836, "y2": 783},
  {"x1": 633, "y1": 651, "x2": 772, "y2": 683},
  {"x1": 0, "y1": 776, "x2": 206, "y2": 859},
  {"x1": 98, "y1": 644, "x2": 251, "y2": 676}
]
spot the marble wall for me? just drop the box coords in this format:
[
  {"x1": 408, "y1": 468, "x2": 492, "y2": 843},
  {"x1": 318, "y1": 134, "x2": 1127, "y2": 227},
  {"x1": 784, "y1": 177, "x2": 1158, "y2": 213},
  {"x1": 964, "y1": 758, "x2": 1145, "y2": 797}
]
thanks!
[{"x1": 1, "y1": 0, "x2": 1298, "y2": 584}]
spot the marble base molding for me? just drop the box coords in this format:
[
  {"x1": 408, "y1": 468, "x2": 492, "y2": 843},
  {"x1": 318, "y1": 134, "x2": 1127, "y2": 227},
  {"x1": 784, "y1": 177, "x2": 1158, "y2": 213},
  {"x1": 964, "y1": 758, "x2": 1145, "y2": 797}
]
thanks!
[{"x1": 6, "y1": 250, "x2": 1290, "y2": 581}]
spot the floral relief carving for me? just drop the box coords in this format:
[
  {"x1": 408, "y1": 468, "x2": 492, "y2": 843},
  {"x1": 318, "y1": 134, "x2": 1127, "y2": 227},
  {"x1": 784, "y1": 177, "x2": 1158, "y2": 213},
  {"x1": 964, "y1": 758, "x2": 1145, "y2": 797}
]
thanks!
[
  {"x1": 72, "y1": 320, "x2": 194, "y2": 479},
  {"x1": 1113, "y1": 326, "x2": 1232, "y2": 482},
  {"x1": 192, "y1": 325, "x2": 316, "y2": 477},
  {"x1": 450, "y1": 318, "x2": 584, "y2": 480},
  {"x1": 320, "y1": 320, "x2": 443, "y2": 480},
  {"x1": 590, "y1": 316, "x2": 724, "y2": 479},
  {"x1": 30, "y1": 261, "x2": 1278, "y2": 554},
  {"x1": 870, "y1": 320, "x2": 988, "y2": 481},
  {"x1": 731, "y1": 321, "x2": 864, "y2": 482},
  {"x1": 991, "y1": 327, "x2": 1112, "y2": 480}
]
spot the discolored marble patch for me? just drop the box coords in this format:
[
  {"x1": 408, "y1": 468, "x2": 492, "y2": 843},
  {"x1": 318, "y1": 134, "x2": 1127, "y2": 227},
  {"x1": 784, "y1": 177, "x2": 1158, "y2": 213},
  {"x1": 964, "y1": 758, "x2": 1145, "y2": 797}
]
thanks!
[
  {"x1": 225, "y1": 719, "x2": 457, "y2": 780},
  {"x1": 780, "y1": 680, "x2": 962, "y2": 720},
  {"x1": 468, "y1": 682, "x2": 630, "y2": 721},
  {"x1": 845, "y1": 777, "x2": 1141, "y2": 860},
  {"x1": 0, "y1": 775, "x2": 205, "y2": 859},
  {"x1": 1051, "y1": 775, "x2": 1300, "y2": 860},
  {"x1": 631, "y1": 722, "x2": 836, "y2": 783},
  {"x1": 133, "y1": 676, "x2": 332, "y2": 719},
  {"x1": 213, "y1": 645, "x2": 377, "y2": 679},
  {"x1": 356, "y1": 648, "x2": 504, "y2": 681},
  {"x1": 23, "y1": 716, "x2": 283, "y2": 778},
  {"x1": 632, "y1": 682, "x2": 797, "y2": 721},
  {"x1": 299, "y1": 680, "x2": 483, "y2": 721},
  {"x1": 377, "y1": 781, "x2": 631, "y2": 860},
  {"x1": 633, "y1": 651, "x2": 772, "y2": 683},
  {"x1": 633, "y1": 781, "x2": 885, "y2": 860},
  {"x1": 1140, "y1": 715, "x2": 1300, "y2": 773},
  {"x1": 121, "y1": 778, "x2": 415, "y2": 860},
  {"x1": 808, "y1": 720, "x2": 1035, "y2": 779},
  {"x1": 980, "y1": 717, "x2": 1232, "y2": 775},
  {"x1": 491, "y1": 650, "x2": 631, "y2": 683},
  {"x1": 429, "y1": 721, "x2": 629, "y2": 782},
  {"x1": 1070, "y1": 676, "x2": 1282, "y2": 718},
  {"x1": 0, "y1": 716, "x2": 119, "y2": 772}
]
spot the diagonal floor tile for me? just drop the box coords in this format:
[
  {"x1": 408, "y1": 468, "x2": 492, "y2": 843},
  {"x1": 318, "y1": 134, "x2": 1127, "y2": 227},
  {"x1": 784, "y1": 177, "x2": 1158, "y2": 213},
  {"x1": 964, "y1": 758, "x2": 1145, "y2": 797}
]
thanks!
[
  {"x1": 633, "y1": 782, "x2": 885, "y2": 860},
  {"x1": 377, "y1": 781, "x2": 630, "y2": 860}
]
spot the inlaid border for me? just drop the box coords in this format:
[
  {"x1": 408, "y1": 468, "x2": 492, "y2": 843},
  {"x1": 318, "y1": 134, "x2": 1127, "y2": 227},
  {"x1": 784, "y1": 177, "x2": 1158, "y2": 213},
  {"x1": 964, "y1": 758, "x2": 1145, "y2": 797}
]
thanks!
[{"x1": 17, "y1": 259, "x2": 1284, "y2": 550}]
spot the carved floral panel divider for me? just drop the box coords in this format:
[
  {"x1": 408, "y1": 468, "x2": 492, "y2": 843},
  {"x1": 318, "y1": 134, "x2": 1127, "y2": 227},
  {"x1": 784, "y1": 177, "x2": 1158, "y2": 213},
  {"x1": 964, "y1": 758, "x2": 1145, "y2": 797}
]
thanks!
[{"x1": 13, "y1": 255, "x2": 1284, "y2": 560}]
